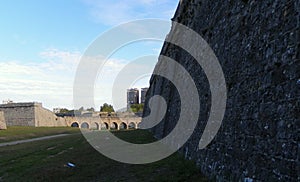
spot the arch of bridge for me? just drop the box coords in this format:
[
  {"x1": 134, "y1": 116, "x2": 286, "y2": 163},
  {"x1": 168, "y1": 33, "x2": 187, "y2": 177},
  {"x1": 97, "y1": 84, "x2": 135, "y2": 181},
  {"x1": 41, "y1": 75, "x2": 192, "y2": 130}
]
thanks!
[{"x1": 66, "y1": 116, "x2": 141, "y2": 130}]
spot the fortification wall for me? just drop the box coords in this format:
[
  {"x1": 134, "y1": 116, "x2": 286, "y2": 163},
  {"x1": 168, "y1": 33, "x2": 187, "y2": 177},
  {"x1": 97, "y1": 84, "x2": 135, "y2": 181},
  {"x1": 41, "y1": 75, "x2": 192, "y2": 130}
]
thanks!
[
  {"x1": 144, "y1": 0, "x2": 299, "y2": 181},
  {"x1": 0, "y1": 111, "x2": 6, "y2": 130},
  {"x1": 35, "y1": 104, "x2": 67, "y2": 127},
  {"x1": 0, "y1": 103, "x2": 36, "y2": 126},
  {"x1": 0, "y1": 102, "x2": 67, "y2": 127}
]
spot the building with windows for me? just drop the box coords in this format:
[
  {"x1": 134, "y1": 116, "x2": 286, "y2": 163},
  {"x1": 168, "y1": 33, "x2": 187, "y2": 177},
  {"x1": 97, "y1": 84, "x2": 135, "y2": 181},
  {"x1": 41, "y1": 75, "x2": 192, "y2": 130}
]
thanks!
[
  {"x1": 127, "y1": 88, "x2": 139, "y2": 105},
  {"x1": 53, "y1": 108, "x2": 62, "y2": 113},
  {"x1": 127, "y1": 88, "x2": 139, "y2": 110},
  {"x1": 2, "y1": 99, "x2": 13, "y2": 104},
  {"x1": 141, "y1": 87, "x2": 149, "y2": 104}
]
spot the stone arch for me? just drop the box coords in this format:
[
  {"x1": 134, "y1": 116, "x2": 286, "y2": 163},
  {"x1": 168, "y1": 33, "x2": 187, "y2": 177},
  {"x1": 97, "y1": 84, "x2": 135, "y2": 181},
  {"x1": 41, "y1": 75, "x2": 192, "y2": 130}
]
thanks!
[
  {"x1": 81, "y1": 122, "x2": 89, "y2": 129},
  {"x1": 119, "y1": 122, "x2": 127, "y2": 130},
  {"x1": 71, "y1": 122, "x2": 79, "y2": 128},
  {"x1": 110, "y1": 122, "x2": 118, "y2": 130},
  {"x1": 128, "y1": 122, "x2": 136, "y2": 129},
  {"x1": 137, "y1": 122, "x2": 142, "y2": 129},
  {"x1": 90, "y1": 122, "x2": 99, "y2": 130},
  {"x1": 101, "y1": 122, "x2": 109, "y2": 130}
]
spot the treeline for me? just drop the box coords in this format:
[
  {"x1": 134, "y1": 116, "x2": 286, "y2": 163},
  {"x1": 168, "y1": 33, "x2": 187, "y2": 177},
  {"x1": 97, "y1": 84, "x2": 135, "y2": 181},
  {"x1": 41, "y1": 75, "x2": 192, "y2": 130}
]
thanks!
[
  {"x1": 57, "y1": 103, "x2": 145, "y2": 115},
  {"x1": 57, "y1": 103, "x2": 115, "y2": 115}
]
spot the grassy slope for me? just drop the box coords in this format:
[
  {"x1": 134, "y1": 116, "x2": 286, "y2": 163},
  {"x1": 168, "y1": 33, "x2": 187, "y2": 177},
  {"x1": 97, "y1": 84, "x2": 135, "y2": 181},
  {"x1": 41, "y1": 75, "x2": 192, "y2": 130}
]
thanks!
[
  {"x1": 0, "y1": 126, "x2": 79, "y2": 143},
  {"x1": 0, "y1": 130, "x2": 208, "y2": 182}
]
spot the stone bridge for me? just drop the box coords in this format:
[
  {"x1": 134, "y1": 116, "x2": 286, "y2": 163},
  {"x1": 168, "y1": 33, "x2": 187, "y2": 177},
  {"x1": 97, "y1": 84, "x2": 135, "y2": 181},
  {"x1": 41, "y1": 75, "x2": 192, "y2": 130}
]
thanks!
[{"x1": 65, "y1": 116, "x2": 142, "y2": 130}]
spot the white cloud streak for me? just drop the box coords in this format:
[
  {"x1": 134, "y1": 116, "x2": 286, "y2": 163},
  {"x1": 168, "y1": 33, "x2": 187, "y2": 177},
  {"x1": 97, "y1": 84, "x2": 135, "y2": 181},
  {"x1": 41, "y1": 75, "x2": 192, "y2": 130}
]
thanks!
[
  {"x1": 82, "y1": 0, "x2": 179, "y2": 25},
  {"x1": 0, "y1": 49, "x2": 128, "y2": 110}
]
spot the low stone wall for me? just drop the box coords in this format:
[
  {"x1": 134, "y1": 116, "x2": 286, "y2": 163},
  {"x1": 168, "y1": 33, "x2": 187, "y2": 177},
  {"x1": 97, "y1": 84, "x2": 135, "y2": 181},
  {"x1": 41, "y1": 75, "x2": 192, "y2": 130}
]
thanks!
[{"x1": 0, "y1": 111, "x2": 6, "y2": 130}]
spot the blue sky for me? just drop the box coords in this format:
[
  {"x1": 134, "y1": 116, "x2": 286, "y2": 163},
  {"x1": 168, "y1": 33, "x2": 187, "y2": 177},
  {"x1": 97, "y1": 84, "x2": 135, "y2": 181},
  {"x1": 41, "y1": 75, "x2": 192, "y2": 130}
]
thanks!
[{"x1": 0, "y1": 0, "x2": 179, "y2": 110}]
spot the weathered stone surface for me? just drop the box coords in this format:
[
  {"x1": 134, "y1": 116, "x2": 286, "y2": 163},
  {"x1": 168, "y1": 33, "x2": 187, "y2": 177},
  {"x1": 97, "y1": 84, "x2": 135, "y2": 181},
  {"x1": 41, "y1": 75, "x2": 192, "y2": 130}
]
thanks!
[
  {"x1": 0, "y1": 111, "x2": 6, "y2": 130},
  {"x1": 0, "y1": 102, "x2": 67, "y2": 127},
  {"x1": 144, "y1": 0, "x2": 299, "y2": 181},
  {"x1": 0, "y1": 103, "x2": 36, "y2": 126},
  {"x1": 35, "y1": 104, "x2": 66, "y2": 127}
]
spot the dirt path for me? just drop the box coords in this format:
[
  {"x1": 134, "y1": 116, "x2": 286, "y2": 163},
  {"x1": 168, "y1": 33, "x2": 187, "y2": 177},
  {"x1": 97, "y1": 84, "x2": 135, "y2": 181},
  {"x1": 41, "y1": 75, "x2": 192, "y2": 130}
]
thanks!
[{"x1": 0, "y1": 134, "x2": 71, "y2": 147}]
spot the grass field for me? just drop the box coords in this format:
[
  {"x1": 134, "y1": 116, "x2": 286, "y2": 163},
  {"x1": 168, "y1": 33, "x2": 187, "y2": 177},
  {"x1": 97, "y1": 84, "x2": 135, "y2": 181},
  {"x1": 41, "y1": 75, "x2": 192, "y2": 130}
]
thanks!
[
  {"x1": 0, "y1": 129, "x2": 208, "y2": 182},
  {"x1": 0, "y1": 126, "x2": 79, "y2": 143}
]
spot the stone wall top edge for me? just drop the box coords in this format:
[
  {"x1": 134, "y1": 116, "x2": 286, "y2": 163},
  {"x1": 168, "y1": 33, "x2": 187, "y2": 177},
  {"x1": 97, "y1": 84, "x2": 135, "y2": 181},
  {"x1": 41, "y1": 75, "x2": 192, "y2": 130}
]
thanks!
[{"x1": 0, "y1": 102, "x2": 42, "y2": 108}]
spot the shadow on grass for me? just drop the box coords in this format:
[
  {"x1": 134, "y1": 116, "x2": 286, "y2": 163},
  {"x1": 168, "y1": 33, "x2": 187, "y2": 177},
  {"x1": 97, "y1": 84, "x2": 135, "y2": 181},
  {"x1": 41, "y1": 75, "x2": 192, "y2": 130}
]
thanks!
[{"x1": 0, "y1": 129, "x2": 208, "y2": 181}]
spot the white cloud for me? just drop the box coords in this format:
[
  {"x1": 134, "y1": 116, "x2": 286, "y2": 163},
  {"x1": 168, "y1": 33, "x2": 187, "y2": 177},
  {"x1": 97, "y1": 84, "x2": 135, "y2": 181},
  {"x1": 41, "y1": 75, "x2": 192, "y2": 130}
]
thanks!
[
  {"x1": 0, "y1": 49, "x2": 80, "y2": 109},
  {"x1": 139, "y1": 0, "x2": 156, "y2": 5},
  {"x1": 0, "y1": 62, "x2": 43, "y2": 76},
  {"x1": 94, "y1": 55, "x2": 156, "y2": 111},
  {"x1": 82, "y1": 0, "x2": 179, "y2": 25},
  {"x1": 38, "y1": 48, "x2": 81, "y2": 71},
  {"x1": 0, "y1": 49, "x2": 131, "y2": 110},
  {"x1": 39, "y1": 48, "x2": 81, "y2": 63}
]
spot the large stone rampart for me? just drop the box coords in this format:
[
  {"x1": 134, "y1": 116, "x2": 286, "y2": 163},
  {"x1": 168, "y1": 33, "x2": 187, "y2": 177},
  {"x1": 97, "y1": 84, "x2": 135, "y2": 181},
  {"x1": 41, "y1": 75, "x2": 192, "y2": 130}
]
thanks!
[{"x1": 144, "y1": 0, "x2": 299, "y2": 181}]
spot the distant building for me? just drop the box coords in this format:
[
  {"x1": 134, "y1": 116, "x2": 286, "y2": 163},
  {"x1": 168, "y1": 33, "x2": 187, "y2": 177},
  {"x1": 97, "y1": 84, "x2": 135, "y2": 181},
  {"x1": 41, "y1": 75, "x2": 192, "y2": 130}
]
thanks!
[
  {"x1": 2, "y1": 100, "x2": 13, "y2": 104},
  {"x1": 141, "y1": 87, "x2": 149, "y2": 104},
  {"x1": 53, "y1": 108, "x2": 62, "y2": 113},
  {"x1": 127, "y1": 88, "x2": 139, "y2": 109}
]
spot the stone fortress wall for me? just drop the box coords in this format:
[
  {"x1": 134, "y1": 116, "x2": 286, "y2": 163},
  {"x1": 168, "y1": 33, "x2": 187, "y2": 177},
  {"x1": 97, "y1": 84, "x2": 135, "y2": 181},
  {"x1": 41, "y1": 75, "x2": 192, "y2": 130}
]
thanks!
[
  {"x1": 0, "y1": 111, "x2": 6, "y2": 130},
  {"x1": 0, "y1": 102, "x2": 141, "y2": 130},
  {"x1": 35, "y1": 103, "x2": 67, "y2": 127},
  {"x1": 0, "y1": 102, "x2": 38, "y2": 126},
  {"x1": 144, "y1": 0, "x2": 299, "y2": 181}
]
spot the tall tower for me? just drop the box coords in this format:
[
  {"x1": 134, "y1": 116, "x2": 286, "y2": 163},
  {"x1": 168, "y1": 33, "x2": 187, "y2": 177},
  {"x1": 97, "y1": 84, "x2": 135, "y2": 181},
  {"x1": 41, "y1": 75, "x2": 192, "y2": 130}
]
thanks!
[
  {"x1": 127, "y1": 88, "x2": 139, "y2": 110},
  {"x1": 141, "y1": 87, "x2": 149, "y2": 104}
]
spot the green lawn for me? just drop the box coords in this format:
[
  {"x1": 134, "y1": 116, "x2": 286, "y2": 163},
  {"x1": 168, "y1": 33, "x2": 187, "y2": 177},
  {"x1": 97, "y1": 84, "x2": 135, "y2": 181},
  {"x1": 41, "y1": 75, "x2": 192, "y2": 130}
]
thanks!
[
  {"x1": 0, "y1": 126, "x2": 79, "y2": 143},
  {"x1": 0, "y1": 129, "x2": 208, "y2": 182}
]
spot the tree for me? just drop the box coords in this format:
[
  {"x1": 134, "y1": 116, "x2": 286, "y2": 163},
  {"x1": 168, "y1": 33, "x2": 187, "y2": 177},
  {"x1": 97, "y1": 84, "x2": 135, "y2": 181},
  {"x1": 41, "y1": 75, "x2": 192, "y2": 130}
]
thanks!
[
  {"x1": 130, "y1": 104, "x2": 144, "y2": 113},
  {"x1": 59, "y1": 108, "x2": 70, "y2": 113},
  {"x1": 78, "y1": 107, "x2": 84, "y2": 111},
  {"x1": 87, "y1": 107, "x2": 95, "y2": 112},
  {"x1": 100, "y1": 103, "x2": 115, "y2": 113},
  {"x1": 55, "y1": 108, "x2": 75, "y2": 117}
]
